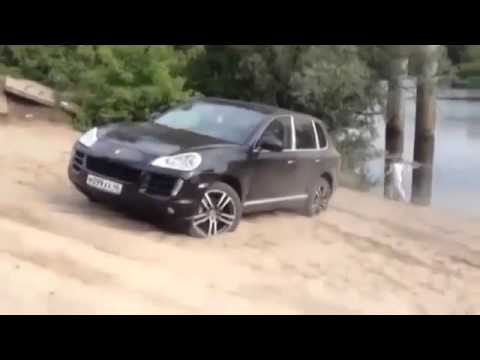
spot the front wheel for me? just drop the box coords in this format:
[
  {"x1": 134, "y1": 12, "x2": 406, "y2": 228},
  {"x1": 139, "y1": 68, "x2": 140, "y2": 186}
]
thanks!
[
  {"x1": 188, "y1": 182, "x2": 242, "y2": 238},
  {"x1": 304, "y1": 177, "x2": 332, "y2": 217}
]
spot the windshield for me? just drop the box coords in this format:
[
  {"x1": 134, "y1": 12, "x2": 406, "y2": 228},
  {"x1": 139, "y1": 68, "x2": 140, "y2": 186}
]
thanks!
[{"x1": 154, "y1": 102, "x2": 266, "y2": 144}]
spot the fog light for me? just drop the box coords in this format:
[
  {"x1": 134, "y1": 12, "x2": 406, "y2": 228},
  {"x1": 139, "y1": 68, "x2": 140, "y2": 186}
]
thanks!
[{"x1": 167, "y1": 207, "x2": 175, "y2": 215}]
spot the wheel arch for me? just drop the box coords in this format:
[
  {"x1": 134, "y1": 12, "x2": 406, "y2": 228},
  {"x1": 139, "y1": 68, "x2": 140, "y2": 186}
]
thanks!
[
  {"x1": 321, "y1": 172, "x2": 334, "y2": 190},
  {"x1": 217, "y1": 175, "x2": 243, "y2": 201}
]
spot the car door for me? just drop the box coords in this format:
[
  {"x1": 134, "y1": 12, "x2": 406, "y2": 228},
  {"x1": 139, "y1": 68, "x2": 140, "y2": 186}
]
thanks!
[
  {"x1": 245, "y1": 115, "x2": 303, "y2": 210},
  {"x1": 312, "y1": 119, "x2": 338, "y2": 188},
  {"x1": 291, "y1": 115, "x2": 320, "y2": 195}
]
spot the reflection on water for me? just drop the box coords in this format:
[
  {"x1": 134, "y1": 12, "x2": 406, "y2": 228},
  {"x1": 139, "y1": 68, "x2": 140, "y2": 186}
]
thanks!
[{"x1": 365, "y1": 99, "x2": 480, "y2": 217}]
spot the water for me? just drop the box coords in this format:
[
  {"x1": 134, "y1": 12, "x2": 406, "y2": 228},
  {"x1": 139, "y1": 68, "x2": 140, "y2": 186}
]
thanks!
[{"x1": 367, "y1": 98, "x2": 480, "y2": 218}]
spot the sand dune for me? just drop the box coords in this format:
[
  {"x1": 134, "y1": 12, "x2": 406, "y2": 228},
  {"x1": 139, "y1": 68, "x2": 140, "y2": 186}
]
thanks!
[{"x1": 1, "y1": 106, "x2": 479, "y2": 315}]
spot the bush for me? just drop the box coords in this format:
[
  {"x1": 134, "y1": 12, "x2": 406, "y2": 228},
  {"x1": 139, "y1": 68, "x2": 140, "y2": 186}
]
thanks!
[
  {"x1": 73, "y1": 46, "x2": 196, "y2": 129},
  {"x1": 0, "y1": 45, "x2": 87, "y2": 91},
  {"x1": 0, "y1": 45, "x2": 198, "y2": 130},
  {"x1": 457, "y1": 61, "x2": 480, "y2": 79},
  {"x1": 464, "y1": 76, "x2": 480, "y2": 89},
  {"x1": 466, "y1": 45, "x2": 480, "y2": 62}
]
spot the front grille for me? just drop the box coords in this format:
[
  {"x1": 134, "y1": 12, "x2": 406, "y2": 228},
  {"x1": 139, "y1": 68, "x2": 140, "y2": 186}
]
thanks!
[
  {"x1": 146, "y1": 173, "x2": 178, "y2": 197},
  {"x1": 86, "y1": 156, "x2": 141, "y2": 183}
]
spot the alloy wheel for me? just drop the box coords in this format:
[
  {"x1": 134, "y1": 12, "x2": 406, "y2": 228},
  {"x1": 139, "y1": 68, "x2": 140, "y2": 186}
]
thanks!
[
  {"x1": 311, "y1": 181, "x2": 331, "y2": 215},
  {"x1": 192, "y1": 190, "x2": 237, "y2": 238}
]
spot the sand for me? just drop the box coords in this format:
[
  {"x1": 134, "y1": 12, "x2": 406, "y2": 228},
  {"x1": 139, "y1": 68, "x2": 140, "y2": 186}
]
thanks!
[{"x1": 1, "y1": 103, "x2": 479, "y2": 315}]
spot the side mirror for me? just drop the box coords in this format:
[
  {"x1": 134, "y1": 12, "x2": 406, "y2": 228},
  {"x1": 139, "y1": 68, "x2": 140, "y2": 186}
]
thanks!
[{"x1": 259, "y1": 135, "x2": 283, "y2": 152}]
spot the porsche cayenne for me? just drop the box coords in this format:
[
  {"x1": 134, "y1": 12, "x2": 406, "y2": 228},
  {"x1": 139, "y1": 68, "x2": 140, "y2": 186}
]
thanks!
[{"x1": 68, "y1": 98, "x2": 341, "y2": 238}]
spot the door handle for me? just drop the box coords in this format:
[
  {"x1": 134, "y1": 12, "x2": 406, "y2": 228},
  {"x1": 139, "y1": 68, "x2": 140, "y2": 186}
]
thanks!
[
  {"x1": 315, "y1": 159, "x2": 321, "y2": 164},
  {"x1": 287, "y1": 160, "x2": 296, "y2": 165}
]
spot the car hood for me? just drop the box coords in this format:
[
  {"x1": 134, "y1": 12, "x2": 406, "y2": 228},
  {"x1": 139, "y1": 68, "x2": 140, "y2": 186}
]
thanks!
[{"x1": 93, "y1": 122, "x2": 236, "y2": 159}]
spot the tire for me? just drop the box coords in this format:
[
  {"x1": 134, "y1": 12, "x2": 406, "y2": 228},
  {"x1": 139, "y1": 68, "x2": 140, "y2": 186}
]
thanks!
[
  {"x1": 304, "y1": 177, "x2": 332, "y2": 217},
  {"x1": 188, "y1": 182, "x2": 242, "y2": 238}
]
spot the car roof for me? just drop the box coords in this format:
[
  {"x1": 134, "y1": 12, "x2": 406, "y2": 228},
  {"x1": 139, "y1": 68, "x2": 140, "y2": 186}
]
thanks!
[
  {"x1": 194, "y1": 97, "x2": 325, "y2": 125},
  {"x1": 199, "y1": 97, "x2": 288, "y2": 116}
]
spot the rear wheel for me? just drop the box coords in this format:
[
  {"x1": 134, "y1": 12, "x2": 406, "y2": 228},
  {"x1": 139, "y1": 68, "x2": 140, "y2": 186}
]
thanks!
[
  {"x1": 188, "y1": 182, "x2": 242, "y2": 238},
  {"x1": 304, "y1": 177, "x2": 332, "y2": 217}
]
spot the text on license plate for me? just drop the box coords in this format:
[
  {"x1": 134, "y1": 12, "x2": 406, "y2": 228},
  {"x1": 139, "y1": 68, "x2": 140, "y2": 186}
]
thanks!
[{"x1": 86, "y1": 175, "x2": 123, "y2": 195}]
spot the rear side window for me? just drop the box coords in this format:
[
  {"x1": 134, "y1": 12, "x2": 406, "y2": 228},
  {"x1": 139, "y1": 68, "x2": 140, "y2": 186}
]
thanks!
[
  {"x1": 314, "y1": 121, "x2": 328, "y2": 149},
  {"x1": 294, "y1": 117, "x2": 316, "y2": 150},
  {"x1": 261, "y1": 116, "x2": 292, "y2": 150}
]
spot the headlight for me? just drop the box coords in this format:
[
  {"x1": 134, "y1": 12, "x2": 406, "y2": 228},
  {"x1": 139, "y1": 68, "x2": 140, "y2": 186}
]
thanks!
[
  {"x1": 78, "y1": 128, "x2": 99, "y2": 148},
  {"x1": 151, "y1": 153, "x2": 202, "y2": 171}
]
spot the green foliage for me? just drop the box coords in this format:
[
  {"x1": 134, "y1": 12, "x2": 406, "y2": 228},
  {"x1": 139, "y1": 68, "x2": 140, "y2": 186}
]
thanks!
[
  {"x1": 436, "y1": 46, "x2": 454, "y2": 79},
  {"x1": 454, "y1": 46, "x2": 480, "y2": 81},
  {"x1": 183, "y1": 45, "x2": 244, "y2": 99},
  {"x1": 185, "y1": 45, "x2": 386, "y2": 189},
  {"x1": 463, "y1": 76, "x2": 480, "y2": 89},
  {"x1": 0, "y1": 45, "x2": 89, "y2": 90},
  {"x1": 188, "y1": 45, "x2": 382, "y2": 132},
  {"x1": 457, "y1": 61, "x2": 480, "y2": 79},
  {"x1": 358, "y1": 45, "x2": 414, "y2": 80},
  {"x1": 447, "y1": 45, "x2": 480, "y2": 81},
  {"x1": 73, "y1": 45, "x2": 195, "y2": 129},
  {"x1": 0, "y1": 45, "x2": 197, "y2": 129},
  {"x1": 0, "y1": 44, "x2": 386, "y2": 136},
  {"x1": 466, "y1": 45, "x2": 480, "y2": 62},
  {"x1": 447, "y1": 45, "x2": 468, "y2": 65},
  {"x1": 289, "y1": 46, "x2": 381, "y2": 130}
]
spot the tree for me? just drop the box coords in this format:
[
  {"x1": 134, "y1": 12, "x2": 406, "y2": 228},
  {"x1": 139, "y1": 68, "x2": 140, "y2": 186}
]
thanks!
[
  {"x1": 183, "y1": 45, "x2": 244, "y2": 99},
  {"x1": 188, "y1": 45, "x2": 382, "y2": 130},
  {"x1": 185, "y1": 45, "x2": 385, "y2": 186},
  {"x1": 73, "y1": 45, "x2": 195, "y2": 129},
  {"x1": 447, "y1": 45, "x2": 467, "y2": 65}
]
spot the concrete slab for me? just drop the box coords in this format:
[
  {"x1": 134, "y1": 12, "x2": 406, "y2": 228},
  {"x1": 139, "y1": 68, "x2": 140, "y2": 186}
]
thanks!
[{"x1": 4, "y1": 76, "x2": 56, "y2": 107}]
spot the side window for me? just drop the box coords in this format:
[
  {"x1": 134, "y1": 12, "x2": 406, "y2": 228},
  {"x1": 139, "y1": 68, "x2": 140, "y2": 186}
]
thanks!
[
  {"x1": 314, "y1": 121, "x2": 328, "y2": 149},
  {"x1": 260, "y1": 116, "x2": 292, "y2": 150},
  {"x1": 294, "y1": 117, "x2": 317, "y2": 150}
]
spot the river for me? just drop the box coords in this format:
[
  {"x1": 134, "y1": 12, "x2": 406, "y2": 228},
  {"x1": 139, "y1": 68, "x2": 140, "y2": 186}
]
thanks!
[{"x1": 366, "y1": 97, "x2": 480, "y2": 218}]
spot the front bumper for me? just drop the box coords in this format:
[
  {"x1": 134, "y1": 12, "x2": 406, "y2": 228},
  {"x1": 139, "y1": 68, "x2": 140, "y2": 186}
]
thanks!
[{"x1": 68, "y1": 145, "x2": 205, "y2": 220}]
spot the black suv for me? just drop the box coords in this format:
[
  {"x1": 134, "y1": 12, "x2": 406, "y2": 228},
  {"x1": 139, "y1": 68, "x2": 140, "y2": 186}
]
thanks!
[{"x1": 69, "y1": 98, "x2": 341, "y2": 238}]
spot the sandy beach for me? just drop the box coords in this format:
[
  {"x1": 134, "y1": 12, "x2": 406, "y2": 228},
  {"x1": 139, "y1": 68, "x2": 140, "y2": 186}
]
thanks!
[{"x1": 1, "y1": 101, "x2": 479, "y2": 315}]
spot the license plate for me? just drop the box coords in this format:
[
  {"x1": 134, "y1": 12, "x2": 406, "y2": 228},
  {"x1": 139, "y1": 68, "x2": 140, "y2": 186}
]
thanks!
[{"x1": 86, "y1": 174, "x2": 123, "y2": 195}]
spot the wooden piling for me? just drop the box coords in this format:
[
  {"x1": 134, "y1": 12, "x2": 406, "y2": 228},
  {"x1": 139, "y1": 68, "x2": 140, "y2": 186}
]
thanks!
[
  {"x1": 385, "y1": 57, "x2": 409, "y2": 200},
  {"x1": 411, "y1": 47, "x2": 439, "y2": 206}
]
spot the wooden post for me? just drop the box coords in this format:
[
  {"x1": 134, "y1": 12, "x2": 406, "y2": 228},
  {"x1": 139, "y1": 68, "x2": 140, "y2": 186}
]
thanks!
[
  {"x1": 385, "y1": 57, "x2": 409, "y2": 200},
  {"x1": 412, "y1": 46, "x2": 439, "y2": 206}
]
